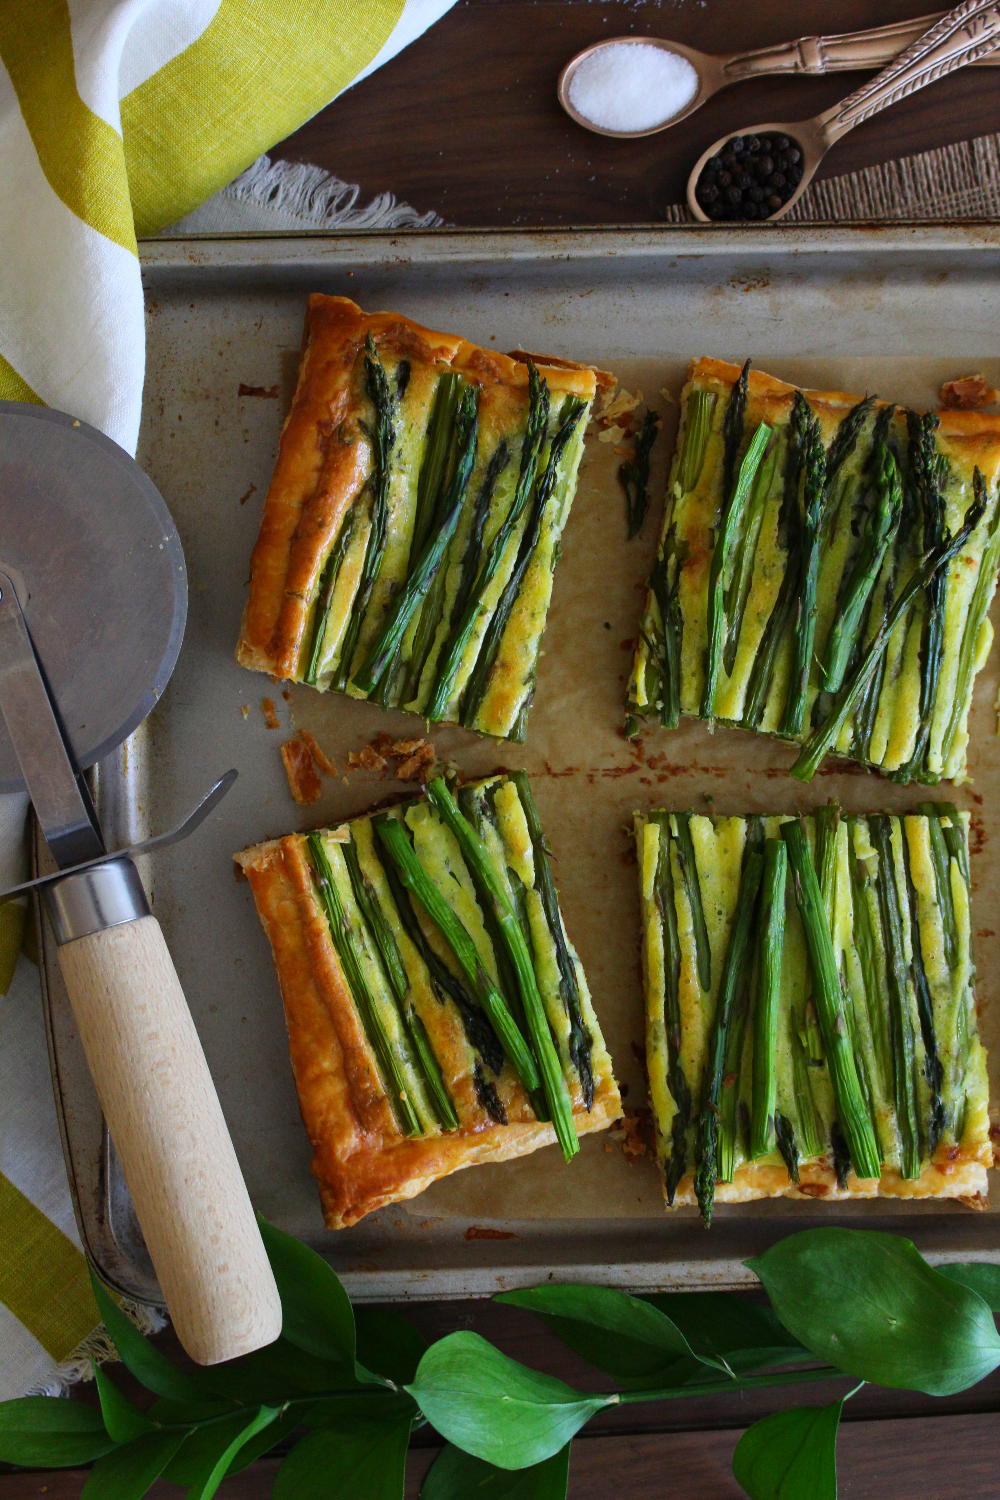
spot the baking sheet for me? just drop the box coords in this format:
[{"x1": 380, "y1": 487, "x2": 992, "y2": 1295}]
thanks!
[{"x1": 40, "y1": 227, "x2": 1000, "y2": 1303}]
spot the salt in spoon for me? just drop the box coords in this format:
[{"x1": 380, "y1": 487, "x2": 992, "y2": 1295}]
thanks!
[
  {"x1": 687, "y1": 0, "x2": 1000, "y2": 223},
  {"x1": 557, "y1": 12, "x2": 997, "y2": 140}
]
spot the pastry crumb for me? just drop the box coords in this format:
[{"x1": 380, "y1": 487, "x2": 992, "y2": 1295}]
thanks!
[
  {"x1": 262, "y1": 697, "x2": 280, "y2": 730},
  {"x1": 240, "y1": 704, "x2": 250, "y2": 719},
  {"x1": 395, "y1": 740, "x2": 436, "y2": 781},
  {"x1": 940, "y1": 374, "x2": 999, "y2": 410},
  {"x1": 348, "y1": 745, "x2": 387, "y2": 772},
  {"x1": 298, "y1": 730, "x2": 336, "y2": 776},
  {"x1": 281, "y1": 738, "x2": 322, "y2": 804},
  {"x1": 619, "y1": 1107, "x2": 656, "y2": 1165}
]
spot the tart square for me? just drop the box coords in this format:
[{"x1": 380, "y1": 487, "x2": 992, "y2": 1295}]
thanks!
[
  {"x1": 627, "y1": 357, "x2": 1000, "y2": 784},
  {"x1": 237, "y1": 772, "x2": 620, "y2": 1228},
  {"x1": 635, "y1": 804, "x2": 991, "y2": 1219},
  {"x1": 237, "y1": 295, "x2": 597, "y2": 743}
]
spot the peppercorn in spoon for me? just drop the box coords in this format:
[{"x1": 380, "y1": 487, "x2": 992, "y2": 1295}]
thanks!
[{"x1": 687, "y1": 0, "x2": 1000, "y2": 222}]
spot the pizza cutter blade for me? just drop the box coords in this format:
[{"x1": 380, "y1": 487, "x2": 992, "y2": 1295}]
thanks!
[{"x1": 0, "y1": 403, "x2": 280, "y2": 1365}]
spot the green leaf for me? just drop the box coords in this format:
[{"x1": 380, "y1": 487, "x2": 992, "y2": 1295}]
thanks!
[
  {"x1": 81, "y1": 1429, "x2": 187, "y2": 1499},
  {"x1": 355, "y1": 1305, "x2": 428, "y2": 1385},
  {"x1": 640, "y1": 1292, "x2": 810, "y2": 1374},
  {"x1": 0, "y1": 1397, "x2": 114, "y2": 1467},
  {"x1": 257, "y1": 1214, "x2": 356, "y2": 1368},
  {"x1": 224, "y1": 1402, "x2": 312, "y2": 1476},
  {"x1": 938, "y1": 1262, "x2": 1000, "y2": 1312},
  {"x1": 88, "y1": 1270, "x2": 219, "y2": 1404},
  {"x1": 199, "y1": 1336, "x2": 360, "y2": 1405},
  {"x1": 732, "y1": 1396, "x2": 845, "y2": 1500},
  {"x1": 163, "y1": 1407, "x2": 275, "y2": 1486},
  {"x1": 94, "y1": 1366, "x2": 154, "y2": 1444},
  {"x1": 272, "y1": 1414, "x2": 411, "y2": 1499},
  {"x1": 406, "y1": 1331, "x2": 615, "y2": 1470},
  {"x1": 306, "y1": 1391, "x2": 419, "y2": 1429},
  {"x1": 496, "y1": 1285, "x2": 725, "y2": 1389},
  {"x1": 186, "y1": 1406, "x2": 280, "y2": 1500},
  {"x1": 748, "y1": 1229, "x2": 1000, "y2": 1396},
  {"x1": 422, "y1": 1442, "x2": 571, "y2": 1499},
  {"x1": 146, "y1": 1398, "x2": 236, "y2": 1425}
]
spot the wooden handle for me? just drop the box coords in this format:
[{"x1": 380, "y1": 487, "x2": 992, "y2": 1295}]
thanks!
[{"x1": 57, "y1": 915, "x2": 282, "y2": 1365}]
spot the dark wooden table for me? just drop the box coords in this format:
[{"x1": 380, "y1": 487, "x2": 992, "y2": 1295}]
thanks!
[{"x1": 4, "y1": 3, "x2": 1000, "y2": 1496}]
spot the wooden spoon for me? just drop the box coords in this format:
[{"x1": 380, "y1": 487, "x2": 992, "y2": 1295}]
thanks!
[
  {"x1": 686, "y1": 0, "x2": 1000, "y2": 222},
  {"x1": 557, "y1": 12, "x2": 998, "y2": 141}
]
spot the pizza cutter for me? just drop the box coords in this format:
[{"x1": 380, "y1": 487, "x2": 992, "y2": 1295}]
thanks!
[{"x1": 0, "y1": 402, "x2": 281, "y2": 1365}]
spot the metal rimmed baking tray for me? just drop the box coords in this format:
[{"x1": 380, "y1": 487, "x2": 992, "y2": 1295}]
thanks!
[{"x1": 39, "y1": 225, "x2": 1000, "y2": 1307}]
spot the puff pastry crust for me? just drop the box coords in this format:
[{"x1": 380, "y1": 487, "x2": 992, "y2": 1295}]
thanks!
[
  {"x1": 238, "y1": 776, "x2": 621, "y2": 1228},
  {"x1": 236, "y1": 295, "x2": 597, "y2": 742},
  {"x1": 627, "y1": 357, "x2": 1000, "y2": 783},
  {"x1": 636, "y1": 808, "x2": 992, "y2": 1214}
]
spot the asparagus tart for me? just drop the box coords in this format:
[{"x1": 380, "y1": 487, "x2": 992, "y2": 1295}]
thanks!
[
  {"x1": 237, "y1": 296, "x2": 598, "y2": 742},
  {"x1": 635, "y1": 804, "x2": 991, "y2": 1221},
  {"x1": 237, "y1": 772, "x2": 620, "y2": 1227},
  {"x1": 627, "y1": 358, "x2": 1000, "y2": 784}
]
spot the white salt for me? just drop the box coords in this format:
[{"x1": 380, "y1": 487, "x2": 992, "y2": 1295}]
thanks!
[{"x1": 568, "y1": 42, "x2": 699, "y2": 133}]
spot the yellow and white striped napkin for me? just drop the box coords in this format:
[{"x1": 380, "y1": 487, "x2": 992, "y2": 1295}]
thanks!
[{"x1": 0, "y1": 0, "x2": 455, "y2": 1399}]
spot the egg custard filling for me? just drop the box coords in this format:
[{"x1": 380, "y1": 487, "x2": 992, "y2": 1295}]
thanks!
[
  {"x1": 237, "y1": 295, "x2": 599, "y2": 743},
  {"x1": 627, "y1": 357, "x2": 1000, "y2": 784},
  {"x1": 635, "y1": 804, "x2": 991, "y2": 1222},
  {"x1": 237, "y1": 771, "x2": 620, "y2": 1228}
]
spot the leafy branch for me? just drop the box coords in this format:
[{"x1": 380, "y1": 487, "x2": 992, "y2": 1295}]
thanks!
[{"x1": 1, "y1": 1224, "x2": 998, "y2": 1499}]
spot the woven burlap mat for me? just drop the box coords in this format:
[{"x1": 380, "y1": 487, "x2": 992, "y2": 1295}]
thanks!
[{"x1": 665, "y1": 128, "x2": 1000, "y2": 223}]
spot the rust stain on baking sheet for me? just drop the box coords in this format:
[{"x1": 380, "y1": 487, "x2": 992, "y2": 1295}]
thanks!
[
  {"x1": 238, "y1": 482, "x2": 257, "y2": 505},
  {"x1": 464, "y1": 1226, "x2": 518, "y2": 1241}
]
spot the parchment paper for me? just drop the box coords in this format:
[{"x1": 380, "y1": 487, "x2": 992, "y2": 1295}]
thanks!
[{"x1": 285, "y1": 354, "x2": 1000, "y2": 1223}]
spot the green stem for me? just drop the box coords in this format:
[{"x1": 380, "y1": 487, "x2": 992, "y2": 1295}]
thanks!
[
  {"x1": 898, "y1": 412, "x2": 948, "y2": 779},
  {"x1": 750, "y1": 839, "x2": 788, "y2": 1160},
  {"x1": 867, "y1": 816, "x2": 921, "y2": 1179},
  {"x1": 720, "y1": 358, "x2": 750, "y2": 505},
  {"x1": 943, "y1": 469, "x2": 999, "y2": 764},
  {"x1": 780, "y1": 395, "x2": 827, "y2": 736},
  {"x1": 511, "y1": 771, "x2": 594, "y2": 1109},
  {"x1": 901, "y1": 825, "x2": 945, "y2": 1157},
  {"x1": 307, "y1": 833, "x2": 421, "y2": 1138},
  {"x1": 333, "y1": 335, "x2": 396, "y2": 693},
  {"x1": 460, "y1": 394, "x2": 587, "y2": 730},
  {"x1": 671, "y1": 814, "x2": 711, "y2": 993},
  {"x1": 820, "y1": 439, "x2": 902, "y2": 694},
  {"x1": 823, "y1": 394, "x2": 877, "y2": 501},
  {"x1": 617, "y1": 1364, "x2": 843, "y2": 1404},
  {"x1": 303, "y1": 515, "x2": 355, "y2": 686},
  {"x1": 426, "y1": 362, "x2": 550, "y2": 720},
  {"x1": 846, "y1": 818, "x2": 892, "y2": 1101},
  {"x1": 342, "y1": 838, "x2": 458, "y2": 1132},
  {"x1": 702, "y1": 421, "x2": 773, "y2": 717},
  {"x1": 790, "y1": 477, "x2": 987, "y2": 781},
  {"x1": 620, "y1": 408, "x2": 659, "y2": 539},
  {"x1": 916, "y1": 802, "x2": 959, "y2": 970},
  {"x1": 425, "y1": 779, "x2": 579, "y2": 1160},
  {"x1": 677, "y1": 389, "x2": 717, "y2": 494},
  {"x1": 933, "y1": 802, "x2": 971, "y2": 890},
  {"x1": 723, "y1": 436, "x2": 781, "y2": 677},
  {"x1": 781, "y1": 819, "x2": 882, "y2": 1181},
  {"x1": 694, "y1": 830, "x2": 765, "y2": 1224},
  {"x1": 374, "y1": 816, "x2": 542, "y2": 1099},
  {"x1": 649, "y1": 813, "x2": 692, "y2": 1204},
  {"x1": 354, "y1": 385, "x2": 479, "y2": 695}
]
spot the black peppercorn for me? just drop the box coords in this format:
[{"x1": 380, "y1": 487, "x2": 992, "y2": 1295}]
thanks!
[
  {"x1": 698, "y1": 183, "x2": 719, "y2": 203},
  {"x1": 734, "y1": 171, "x2": 752, "y2": 190},
  {"x1": 749, "y1": 185, "x2": 764, "y2": 203},
  {"x1": 726, "y1": 185, "x2": 742, "y2": 204},
  {"x1": 768, "y1": 194, "x2": 783, "y2": 211},
  {"x1": 771, "y1": 172, "x2": 787, "y2": 190},
  {"x1": 706, "y1": 156, "x2": 723, "y2": 172},
  {"x1": 709, "y1": 201, "x2": 725, "y2": 219},
  {"x1": 757, "y1": 156, "x2": 774, "y2": 178},
  {"x1": 787, "y1": 147, "x2": 802, "y2": 164},
  {"x1": 716, "y1": 169, "x2": 732, "y2": 187},
  {"x1": 743, "y1": 135, "x2": 759, "y2": 153},
  {"x1": 731, "y1": 136, "x2": 745, "y2": 154},
  {"x1": 775, "y1": 134, "x2": 790, "y2": 151}
]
